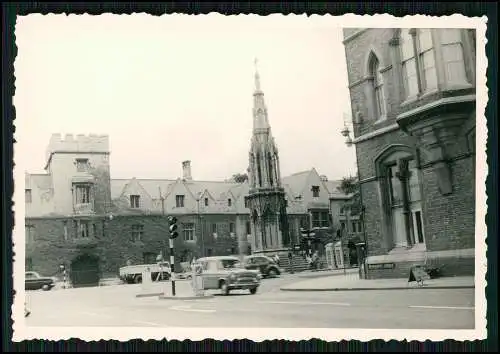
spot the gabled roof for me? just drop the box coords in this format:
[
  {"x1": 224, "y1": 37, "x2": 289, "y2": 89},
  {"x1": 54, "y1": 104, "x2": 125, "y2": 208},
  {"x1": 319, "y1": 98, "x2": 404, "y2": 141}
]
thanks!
[{"x1": 281, "y1": 170, "x2": 312, "y2": 198}]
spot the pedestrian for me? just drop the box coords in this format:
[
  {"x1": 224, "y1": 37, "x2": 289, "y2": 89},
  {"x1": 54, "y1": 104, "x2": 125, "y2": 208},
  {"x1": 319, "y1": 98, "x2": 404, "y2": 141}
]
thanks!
[{"x1": 288, "y1": 251, "x2": 293, "y2": 274}]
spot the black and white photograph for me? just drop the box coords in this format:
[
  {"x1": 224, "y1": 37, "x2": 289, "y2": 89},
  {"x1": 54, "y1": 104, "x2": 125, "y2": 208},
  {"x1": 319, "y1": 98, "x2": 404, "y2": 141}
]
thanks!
[{"x1": 12, "y1": 13, "x2": 487, "y2": 342}]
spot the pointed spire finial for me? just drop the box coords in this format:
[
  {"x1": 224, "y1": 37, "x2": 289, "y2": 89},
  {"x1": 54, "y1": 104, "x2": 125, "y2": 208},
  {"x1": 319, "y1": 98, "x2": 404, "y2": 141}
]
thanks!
[{"x1": 254, "y1": 57, "x2": 261, "y2": 92}]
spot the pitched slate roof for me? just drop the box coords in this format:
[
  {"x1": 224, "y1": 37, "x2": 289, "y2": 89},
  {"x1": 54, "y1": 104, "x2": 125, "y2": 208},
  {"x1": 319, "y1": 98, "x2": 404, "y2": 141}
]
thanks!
[
  {"x1": 109, "y1": 168, "x2": 336, "y2": 215},
  {"x1": 281, "y1": 170, "x2": 311, "y2": 198}
]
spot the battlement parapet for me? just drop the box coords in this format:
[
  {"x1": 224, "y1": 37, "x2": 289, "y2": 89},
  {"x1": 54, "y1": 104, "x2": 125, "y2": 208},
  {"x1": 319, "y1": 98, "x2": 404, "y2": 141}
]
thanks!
[{"x1": 47, "y1": 133, "x2": 110, "y2": 155}]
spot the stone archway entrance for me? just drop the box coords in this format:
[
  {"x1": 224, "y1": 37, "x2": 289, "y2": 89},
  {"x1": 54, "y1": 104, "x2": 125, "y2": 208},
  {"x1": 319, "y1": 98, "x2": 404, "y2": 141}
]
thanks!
[{"x1": 70, "y1": 254, "x2": 100, "y2": 288}]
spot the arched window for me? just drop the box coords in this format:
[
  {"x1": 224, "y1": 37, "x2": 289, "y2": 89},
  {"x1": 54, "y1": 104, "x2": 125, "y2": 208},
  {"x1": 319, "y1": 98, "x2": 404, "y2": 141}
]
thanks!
[
  {"x1": 256, "y1": 152, "x2": 262, "y2": 187},
  {"x1": 252, "y1": 210, "x2": 259, "y2": 248},
  {"x1": 268, "y1": 152, "x2": 274, "y2": 186},
  {"x1": 369, "y1": 55, "x2": 386, "y2": 120},
  {"x1": 375, "y1": 147, "x2": 425, "y2": 249}
]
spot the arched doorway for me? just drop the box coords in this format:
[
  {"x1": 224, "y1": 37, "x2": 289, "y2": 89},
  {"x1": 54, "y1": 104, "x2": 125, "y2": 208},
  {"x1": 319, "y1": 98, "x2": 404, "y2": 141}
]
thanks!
[{"x1": 70, "y1": 254, "x2": 100, "y2": 288}]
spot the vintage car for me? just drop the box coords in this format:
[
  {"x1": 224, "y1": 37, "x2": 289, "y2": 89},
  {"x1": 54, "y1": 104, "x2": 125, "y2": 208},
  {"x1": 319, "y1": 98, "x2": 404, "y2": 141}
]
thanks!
[
  {"x1": 193, "y1": 256, "x2": 261, "y2": 295},
  {"x1": 119, "y1": 262, "x2": 171, "y2": 284},
  {"x1": 25, "y1": 271, "x2": 56, "y2": 291},
  {"x1": 243, "y1": 255, "x2": 282, "y2": 278}
]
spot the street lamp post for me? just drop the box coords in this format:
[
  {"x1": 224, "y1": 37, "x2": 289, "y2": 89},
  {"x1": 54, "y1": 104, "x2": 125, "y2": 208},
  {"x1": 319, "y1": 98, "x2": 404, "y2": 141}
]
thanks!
[{"x1": 341, "y1": 111, "x2": 369, "y2": 278}]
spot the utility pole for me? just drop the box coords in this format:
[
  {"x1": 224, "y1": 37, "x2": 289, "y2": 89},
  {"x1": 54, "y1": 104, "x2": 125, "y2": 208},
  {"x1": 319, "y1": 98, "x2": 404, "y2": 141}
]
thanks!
[{"x1": 343, "y1": 200, "x2": 349, "y2": 276}]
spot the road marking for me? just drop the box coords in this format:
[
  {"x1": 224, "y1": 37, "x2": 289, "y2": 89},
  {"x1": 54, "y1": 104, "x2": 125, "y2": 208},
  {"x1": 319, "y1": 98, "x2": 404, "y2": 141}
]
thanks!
[
  {"x1": 169, "y1": 305, "x2": 216, "y2": 313},
  {"x1": 258, "y1": 301, "x2": 351, "y2": 307},
  {"x1": 409, "y1": 305, "x2": 475, "y2": 310},
  {"x1": 134, "y1": 320, "x2": 165, "y2": 327},
  {"x1": 79, "y1": 311, "x2": 113, "y2": 318}
]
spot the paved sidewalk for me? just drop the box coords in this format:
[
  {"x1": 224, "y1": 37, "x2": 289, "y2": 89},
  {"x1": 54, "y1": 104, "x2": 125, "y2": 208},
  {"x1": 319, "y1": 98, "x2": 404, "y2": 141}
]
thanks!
[
  {"x1": 296, "y1": 267, "x2": 359, "y2": 279},
  {"x1": 280, "y1": 275, "x2": 475, "y2": 291}
]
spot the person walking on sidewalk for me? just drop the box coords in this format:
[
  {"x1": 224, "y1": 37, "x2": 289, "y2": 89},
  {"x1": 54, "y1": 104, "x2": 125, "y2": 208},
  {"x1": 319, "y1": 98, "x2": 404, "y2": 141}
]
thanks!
[{"x1": 288, "y1": 251, "x2": 294, "y2": 274}]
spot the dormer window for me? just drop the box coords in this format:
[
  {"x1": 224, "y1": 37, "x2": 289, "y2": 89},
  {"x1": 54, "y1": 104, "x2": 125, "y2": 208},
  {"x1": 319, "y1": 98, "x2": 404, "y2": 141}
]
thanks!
[
  {"x1": 76, "y1": 158, "x2": 89, "y2": 173},
  {"x1": 204, "y1": 197, "x2": 209, "y2": 206},
  {"x1": 130, "y1": 195, "x2": 140, "y2": 208},
  {"x1": 311, "y1": 186, "x2": 320, "y2": 198},
  {"x1": 228, "y1": 198, "x2": 232, "y2": 207},
  {"x1": 176, "y1": 195, "x2": 185, "y2": 208}
]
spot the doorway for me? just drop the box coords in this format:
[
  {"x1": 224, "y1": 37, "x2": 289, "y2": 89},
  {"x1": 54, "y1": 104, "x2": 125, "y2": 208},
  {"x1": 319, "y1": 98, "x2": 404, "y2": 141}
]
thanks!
[{"x1": 70, "y1": 254, "x2": 100, "y2": 288}]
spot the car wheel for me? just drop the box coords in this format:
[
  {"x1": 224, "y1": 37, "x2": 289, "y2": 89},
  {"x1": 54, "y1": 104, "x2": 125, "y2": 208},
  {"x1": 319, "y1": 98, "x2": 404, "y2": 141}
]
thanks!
[
  {"x1": 249, "y1": 287, "x2": 258, "y2": 295},
  {"x1": 268, "y1": 268, "x2": 278, "y2": 278},
  {"x1": 42, "y1": 284, "x2": 50, "y2": 291},
  {"x1": 220, "y1": 280, "x2": 230, "y2": 296},
  {"x1": 134, "y1": 275, "x2": 142, "y2": 284}
]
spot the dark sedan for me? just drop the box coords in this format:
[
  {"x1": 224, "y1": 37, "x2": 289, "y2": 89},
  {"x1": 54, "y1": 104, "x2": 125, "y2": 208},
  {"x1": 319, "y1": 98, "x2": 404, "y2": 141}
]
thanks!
[
  {"x1": 243, "y1": 255, "x2": 282, "y2": 278},
  {"x1": 25, "y1": 271, "x2": 56, "y2": 291}
]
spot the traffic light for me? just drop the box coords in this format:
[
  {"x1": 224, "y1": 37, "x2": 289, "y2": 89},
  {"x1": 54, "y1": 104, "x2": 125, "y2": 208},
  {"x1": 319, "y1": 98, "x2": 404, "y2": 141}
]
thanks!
[{"x1": 168, "y1": 216, "x2": 179, "y2": 239}]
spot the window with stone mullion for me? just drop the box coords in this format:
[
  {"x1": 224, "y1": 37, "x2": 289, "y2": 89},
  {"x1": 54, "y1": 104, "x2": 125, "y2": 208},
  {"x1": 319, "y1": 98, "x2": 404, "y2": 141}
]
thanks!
[
  {"x1": 440, "y1": 28, "x2": 468, "y2": 86},
  {"x1": 400, "y1": 29, "x2": 419, "y2": 99},
  {"x1": 416, "y1": 28, "x2": 438, "y2": 92}
]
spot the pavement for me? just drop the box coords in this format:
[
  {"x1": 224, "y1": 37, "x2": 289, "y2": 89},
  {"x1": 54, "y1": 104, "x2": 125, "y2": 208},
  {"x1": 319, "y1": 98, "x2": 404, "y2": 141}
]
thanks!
[
  {"x1": 24, "y1": 274, "x2": 475, "y2": 329},
  {"x1": 280, "y1": 274, "x2": 475, "y2": 291}
]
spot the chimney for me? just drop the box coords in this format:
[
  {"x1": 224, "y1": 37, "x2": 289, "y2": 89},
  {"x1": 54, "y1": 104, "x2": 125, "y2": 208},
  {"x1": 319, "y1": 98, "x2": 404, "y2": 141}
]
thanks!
[{"x1": 182, "y1": 160, "x2": 192, "y2": 180}]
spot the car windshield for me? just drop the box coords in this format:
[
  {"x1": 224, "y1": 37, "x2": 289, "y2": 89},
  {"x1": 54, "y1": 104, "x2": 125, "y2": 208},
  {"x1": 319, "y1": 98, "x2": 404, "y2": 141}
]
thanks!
[{"x1": 220, "y1": 259, "x2": 242, "y2": 269}]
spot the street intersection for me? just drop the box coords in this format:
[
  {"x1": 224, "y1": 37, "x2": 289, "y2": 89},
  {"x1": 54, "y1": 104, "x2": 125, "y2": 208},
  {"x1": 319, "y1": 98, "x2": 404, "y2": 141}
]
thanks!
[{"x1": 25, "y1": 274, "x2": 475, "y2": 329}]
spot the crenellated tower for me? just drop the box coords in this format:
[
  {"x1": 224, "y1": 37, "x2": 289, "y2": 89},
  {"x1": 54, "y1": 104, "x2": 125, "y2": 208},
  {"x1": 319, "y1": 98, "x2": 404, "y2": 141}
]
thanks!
[{"x1": 245, "y1": 59, "x2": 289, "y2": 255}]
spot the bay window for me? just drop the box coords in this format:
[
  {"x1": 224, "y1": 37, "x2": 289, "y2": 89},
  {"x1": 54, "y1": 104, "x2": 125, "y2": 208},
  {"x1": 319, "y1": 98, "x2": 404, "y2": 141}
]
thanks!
[{"x1": 400, "y1": 28, "x2": 471, "y2": 101}]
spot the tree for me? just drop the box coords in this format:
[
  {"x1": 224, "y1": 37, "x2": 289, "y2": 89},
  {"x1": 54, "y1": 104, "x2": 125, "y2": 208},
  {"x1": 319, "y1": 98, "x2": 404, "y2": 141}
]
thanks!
[
  {"x1": 231, "y1": 173, "x2": 248, "y2": 183},
  {"x1": 337, "y1": 175, "x2": 362, "y2": 215},
  {"x1": 338, "y1": 175, "x2": 358, "y2": 195}
]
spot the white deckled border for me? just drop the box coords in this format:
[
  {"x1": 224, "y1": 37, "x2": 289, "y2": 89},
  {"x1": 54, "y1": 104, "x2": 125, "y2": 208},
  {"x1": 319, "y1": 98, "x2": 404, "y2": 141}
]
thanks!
[{"x1": 12, "y1": 12, "x2": 488, "y2": 342}]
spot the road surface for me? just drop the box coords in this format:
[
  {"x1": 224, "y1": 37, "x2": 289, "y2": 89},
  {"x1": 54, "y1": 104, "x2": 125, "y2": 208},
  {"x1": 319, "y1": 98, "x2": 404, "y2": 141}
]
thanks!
[{"x1": 25, "y1": 275, "x2": 475, "y2": 329}]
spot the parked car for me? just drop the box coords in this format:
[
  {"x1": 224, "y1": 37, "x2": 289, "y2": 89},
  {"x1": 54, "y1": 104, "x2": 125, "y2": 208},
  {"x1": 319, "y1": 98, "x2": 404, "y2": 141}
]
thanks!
[
  {"x1": 25, "y1": 271, "x2": 56, "y2": 291},
  {"x1": 243, "y1": 255, "x2": 282, "y2": 278},
  {"x1": 119, "y1": 262, "x2": 171, "y2": 284},
  {"x1": 193, "y1": 256, "x2": 261, "y2": 295}
]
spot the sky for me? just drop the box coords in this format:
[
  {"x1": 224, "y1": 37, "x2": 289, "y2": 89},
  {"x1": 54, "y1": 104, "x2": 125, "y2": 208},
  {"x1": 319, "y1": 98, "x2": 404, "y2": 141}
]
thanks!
[{"x1": 14, "y1": 14, "x2": 357, "y2": 181}]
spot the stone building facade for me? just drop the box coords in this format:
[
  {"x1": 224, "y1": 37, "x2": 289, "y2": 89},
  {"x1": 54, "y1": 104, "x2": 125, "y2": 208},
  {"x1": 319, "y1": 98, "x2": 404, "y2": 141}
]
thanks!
[
  {"x1": 25, "y1": 83, "x2": 343, "y2": 287},
  {"x1": 342, "y1": 28, "x2": 476, "y2": 278}
]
